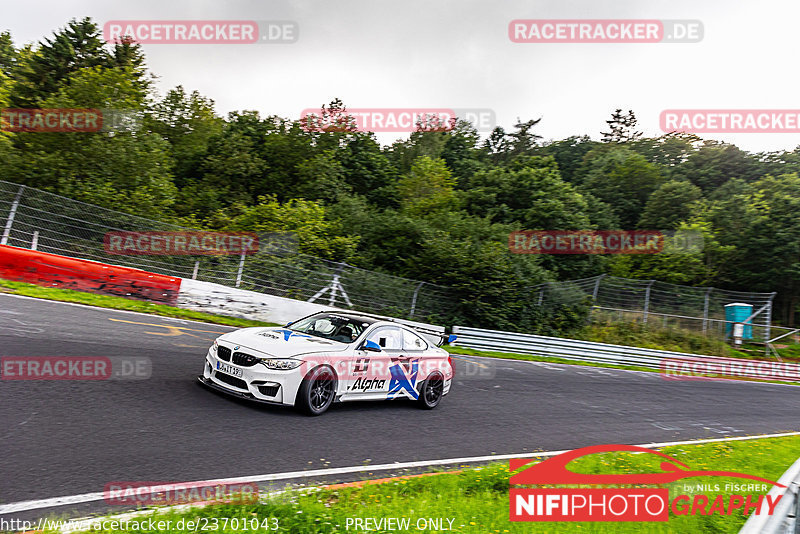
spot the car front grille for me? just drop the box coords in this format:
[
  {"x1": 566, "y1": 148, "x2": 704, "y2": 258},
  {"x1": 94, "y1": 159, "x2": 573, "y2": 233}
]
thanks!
[
  {"x1": 232, "y1": 352, "x2": 259, "y2": 367},
  {"x1": 217, "y1": 345, "x2": 231, "y2": 362},
  {"x1": 215, "y1": 371, "x2": 247, "y2": 390}
]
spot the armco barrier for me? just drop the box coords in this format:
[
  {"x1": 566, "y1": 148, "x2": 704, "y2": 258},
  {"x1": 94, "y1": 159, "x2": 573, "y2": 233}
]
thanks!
[
  {"x1": 451, "y1": 325, "x2": 694, "y2": 369},
  {"x1": 450, "y1": 326, "x2": 800, "y2": 380},
  {"x1": 0, "y1": 245, "x2": 181, "y2": 304},
  {"x1": 739, "y1": 455, "x2": 800, "y2": 533}
]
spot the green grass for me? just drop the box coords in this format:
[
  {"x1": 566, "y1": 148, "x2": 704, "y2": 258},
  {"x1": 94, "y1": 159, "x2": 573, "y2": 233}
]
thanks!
[
  {"x1": 0, "y1": 279, "x2": 277, "y2": 328},
  {"x1": 41, "y1": 435, "x2": 800, "y2": 533},
  {"x1": 578, "y1": 321, "x2": 739, "y2": 358}
]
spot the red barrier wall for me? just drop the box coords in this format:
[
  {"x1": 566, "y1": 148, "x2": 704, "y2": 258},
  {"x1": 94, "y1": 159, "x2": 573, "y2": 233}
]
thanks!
[{"x1": 0, "y1": 245, "x2": 181, "y2": 304}]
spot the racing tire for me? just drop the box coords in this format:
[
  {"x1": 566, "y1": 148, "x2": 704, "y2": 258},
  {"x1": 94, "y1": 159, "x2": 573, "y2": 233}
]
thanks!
[
  {"x1": 417, "y1": 372, "x2": 444, "y2": 410},
  {"x1": 296, "y1": 365, "x2": 337, "y2": 416}
]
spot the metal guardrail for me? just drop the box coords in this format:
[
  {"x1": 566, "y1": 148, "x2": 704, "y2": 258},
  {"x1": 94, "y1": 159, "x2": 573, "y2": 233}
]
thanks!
[
  {"x1": 739, "y1": 456, "x2": 800, "y2": 533},
  {"x1": 450, "y1": 325, "x2": 711, "y2": 369}
]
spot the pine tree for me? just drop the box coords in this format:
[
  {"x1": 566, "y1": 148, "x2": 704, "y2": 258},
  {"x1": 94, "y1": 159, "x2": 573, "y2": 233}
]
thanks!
[{"x1": 601, "y1": 109, "x2": 642, "y2": 143}]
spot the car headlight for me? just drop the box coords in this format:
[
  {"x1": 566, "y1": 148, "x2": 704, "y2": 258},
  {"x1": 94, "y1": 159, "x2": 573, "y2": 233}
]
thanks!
[{"x1": 259, "y1": 358, "x2": 303, "y2": 370}]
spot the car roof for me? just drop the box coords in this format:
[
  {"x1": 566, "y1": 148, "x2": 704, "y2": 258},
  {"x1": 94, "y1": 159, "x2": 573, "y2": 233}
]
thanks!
[{"x1": 308, "y1": 310, "x2": 446, "y2": 346}]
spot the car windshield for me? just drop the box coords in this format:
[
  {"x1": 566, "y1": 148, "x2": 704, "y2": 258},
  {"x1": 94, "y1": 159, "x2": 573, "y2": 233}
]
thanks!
[{"x1": 288, "y1": 313, "x2": 375, "y2": 343}]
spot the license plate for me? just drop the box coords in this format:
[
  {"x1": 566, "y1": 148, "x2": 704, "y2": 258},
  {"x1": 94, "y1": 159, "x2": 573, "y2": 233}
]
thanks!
[{"x1": 216, "y1": 361, "x2": 243, "y2": 378}]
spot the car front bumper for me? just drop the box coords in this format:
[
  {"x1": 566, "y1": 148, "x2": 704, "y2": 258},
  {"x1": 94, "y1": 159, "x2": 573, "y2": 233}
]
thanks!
[{"x1": 200, "y1": 349, "x2": 304, "y2": 406}]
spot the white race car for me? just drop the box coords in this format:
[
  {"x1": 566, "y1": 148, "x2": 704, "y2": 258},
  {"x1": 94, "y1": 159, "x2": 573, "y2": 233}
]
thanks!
[{"x1": 198, "y1": 311, "x2": 455, "y2": 415}]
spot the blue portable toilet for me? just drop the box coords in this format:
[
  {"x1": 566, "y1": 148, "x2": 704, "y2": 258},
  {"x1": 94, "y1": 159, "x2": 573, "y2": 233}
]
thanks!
[{"x1": 725, "y1": 303, "x2": 753, "y2": 340}]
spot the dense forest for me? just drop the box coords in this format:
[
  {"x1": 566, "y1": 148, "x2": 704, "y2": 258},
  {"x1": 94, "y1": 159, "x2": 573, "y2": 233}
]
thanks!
[{"x1": 2, "y1": 19, "x2": 800, "y2": 327}]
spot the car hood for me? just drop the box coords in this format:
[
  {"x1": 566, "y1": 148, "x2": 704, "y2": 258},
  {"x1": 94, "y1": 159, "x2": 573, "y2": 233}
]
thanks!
[{"x1": 218, "y1": 327, "x2": 350, "y2": 358}]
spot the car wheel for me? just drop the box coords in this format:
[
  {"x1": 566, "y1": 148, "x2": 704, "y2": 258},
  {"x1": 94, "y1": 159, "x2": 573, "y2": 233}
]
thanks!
[
  {"x1": 296, "y1": 365, "x2": 337, "y2": 416},
  {"x1": 417, "y1": 371, "x2": 444, "y2": 409}
]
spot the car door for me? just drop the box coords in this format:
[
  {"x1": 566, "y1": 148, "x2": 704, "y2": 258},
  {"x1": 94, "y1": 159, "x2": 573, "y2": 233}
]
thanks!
[{"x1": 342, "y1": 325, "x2": 404, "y2": 400}]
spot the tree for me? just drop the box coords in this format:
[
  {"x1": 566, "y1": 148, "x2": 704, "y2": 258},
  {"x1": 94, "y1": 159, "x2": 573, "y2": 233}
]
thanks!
[
  {"x1": 0, "y1": 31, "x2": 17, "y2": 77},
  {"x1": 396, "y1": 156, "x2": 456, "y2": 215},
  {"x1": 11, "y1": 18, "x2": 148, "y2": 107},
  {"x1": 294, "y1": 150, "x2": 350, "y2": 203},
  {"x1": 710, "y1": 174, "x2": 800, "y2": 324},
  {"x1": 608, "y1": 221, "x2": 723, "y2": 286},
  {"x1": 482, "y1": 117, "x2": 543, "y2": 164},
  {"x1": 638, "y1": 180, "x2": 703, "y2": 230},
  {"x1": 507, "y1": 117, "x2": 543, "y2": 157},
  {"x1": 6, "y1": 65, "x2": 176, "y2": 218},
  {"x1": 670, "y1": 141, "x2": 761, "y2": 192},
  {"x1": 601, "y1": 109, "x2": 642, "y2": 143},
  {"x1": 440, "y1": 120, "x2": 487, "y2": 185},
  {"x1": 538, "y1": 136, "x2": 600, "y2": 183},
  {"x1": 147, "y1": 86, "x2": 223, "y2": 183},
  {"x1": 388, "y1": 129, "x2": 451, "y2": 173},
  {"x1": 299, "y1": 97, "x2": 358, "y2": 134},
  {"x1": 460, "y1": 156, "x2": 591, "y2": 230},
  {"x1": 578, "y1": 147, "x2": 665, "y2": 228},
  {"x1": 631, "y1": 132, "x2": 701, "y2": 167},
  {"x1": 219, "y1": 195, "x2": 359, "y2": 261},
  {"x1": 336, "y1": 134, "x2": 398, "y2": 205},
  {"x1": 483, "y1": 126, "x2": 511, "y2": 163}
]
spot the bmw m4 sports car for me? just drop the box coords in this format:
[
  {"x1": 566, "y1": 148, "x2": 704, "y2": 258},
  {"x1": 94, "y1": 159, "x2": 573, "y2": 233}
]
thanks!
[{"x1": 198, "y1": 311, "x2": 455, "y2": 415}]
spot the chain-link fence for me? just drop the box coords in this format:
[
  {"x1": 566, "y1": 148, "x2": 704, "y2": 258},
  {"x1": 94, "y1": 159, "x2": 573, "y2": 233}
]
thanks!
[
  {"x1": 532, "y1": 274, "x2": 778, "y2": 343},
  {"x1": 0, "y1": 180, "x2": 459, "y2": 322}
]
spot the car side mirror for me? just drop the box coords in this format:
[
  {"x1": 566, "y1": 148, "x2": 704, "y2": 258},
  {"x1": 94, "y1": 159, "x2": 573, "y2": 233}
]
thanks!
[
  {"x1": 284, "y1": 321, "x2": 293, "y2": 328},
  {"x1": 362, "y1": 340, "x2": 382, "y2": 352},
  {"x1": 447, "y1": 334, "x2": 458, "y2": 344}
]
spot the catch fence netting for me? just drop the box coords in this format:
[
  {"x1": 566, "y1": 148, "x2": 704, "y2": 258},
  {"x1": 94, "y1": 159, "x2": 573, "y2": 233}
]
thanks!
[
  {"x1": 532, "y1": 275, "x2": 777, "y2": 342},
  {"x1": 0, "y1": 180, "x2": 458, "y2": 322}
]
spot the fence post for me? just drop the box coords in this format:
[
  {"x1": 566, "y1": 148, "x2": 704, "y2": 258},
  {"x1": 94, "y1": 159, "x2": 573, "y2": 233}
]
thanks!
[
  {"x1": 702, "y1": 287, "x2": 712, "y2": 335},
  {"x1": 235, "y1": 251, "x2": 246, "y2": 288},
  {"x1": 592, "y1": 274, "x2": 606, "y2": 302},
  {"x1": 643, "y1": 280, "x2": 655, "y2": 324},
  {"x1": 765, "y1": 292, "x2": 776, "y2": 352},
  {"x1": 409, "y1": 281, "x2": 424, "y2": 319},
  {"x1": 30, "y1": 231, "x2": 39, "y2": 251},
  {"x1": 192, "y1": 260, "x2": 199, "y2": 280},
  {"x1": 1, "y1": 184, "x2": 25, "y2": 246}
]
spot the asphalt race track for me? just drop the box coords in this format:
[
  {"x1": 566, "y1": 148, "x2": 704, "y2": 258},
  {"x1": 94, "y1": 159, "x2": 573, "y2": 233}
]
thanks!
[{"x1": 1, "y1": 293, "x2": 799, "y2": 521}]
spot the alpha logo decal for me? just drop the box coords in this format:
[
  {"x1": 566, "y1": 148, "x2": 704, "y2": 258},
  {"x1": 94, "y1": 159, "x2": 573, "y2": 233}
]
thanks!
[
  {"x1": 349, "y1": 377, "x2": 386, "y2": 392},
  {"x1": 387, "y1": 358, "x2": 420, "y2": 400}
]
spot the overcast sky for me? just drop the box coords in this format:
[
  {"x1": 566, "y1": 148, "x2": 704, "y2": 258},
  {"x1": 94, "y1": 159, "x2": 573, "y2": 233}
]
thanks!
[{"x1": 5, "y1": 0, "x2": 800, "y2": 152}]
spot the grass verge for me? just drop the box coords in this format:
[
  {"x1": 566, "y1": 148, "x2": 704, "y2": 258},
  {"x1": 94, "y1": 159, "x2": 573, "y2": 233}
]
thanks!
[
  {"x1": 41, "y1": 435, "x2": 800, "y2": 533},
  {"x1": 0, "y1": 279, "x2": 276, "y2": 328}
]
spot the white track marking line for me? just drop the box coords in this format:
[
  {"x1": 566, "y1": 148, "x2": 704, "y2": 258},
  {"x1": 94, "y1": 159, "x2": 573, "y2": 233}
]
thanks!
[
  {"x1": 3, "y1": 431, "x2": 799, "y2": 515},
  {"x1": 0, "y1": 293, "x2": 238, "y2": 330}
]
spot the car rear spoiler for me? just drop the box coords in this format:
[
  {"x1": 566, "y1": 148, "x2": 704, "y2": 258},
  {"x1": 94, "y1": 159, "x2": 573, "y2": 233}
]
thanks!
[{"x1": 412, "y1": 326, "x2": 458, "y2": 347}]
